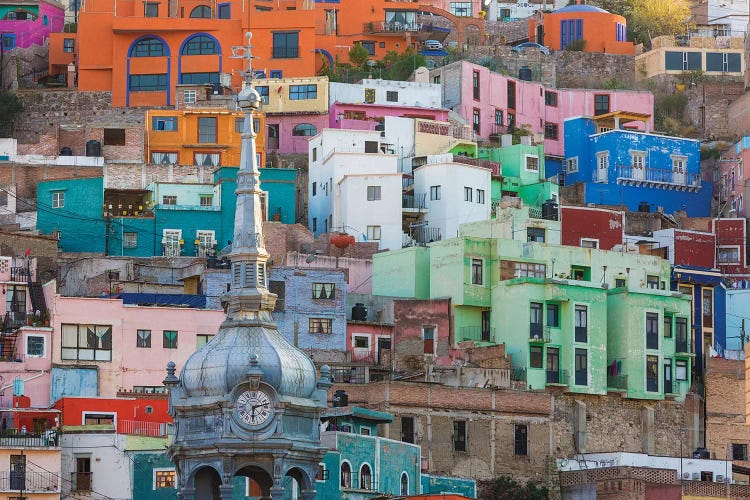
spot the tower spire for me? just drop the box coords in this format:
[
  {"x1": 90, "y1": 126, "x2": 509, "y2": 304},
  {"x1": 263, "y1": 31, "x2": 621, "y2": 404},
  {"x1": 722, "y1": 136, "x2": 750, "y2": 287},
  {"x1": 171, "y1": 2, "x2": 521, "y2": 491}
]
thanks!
[{"x1": 223, "y1": 32, "x2": 276, "y2": 319}]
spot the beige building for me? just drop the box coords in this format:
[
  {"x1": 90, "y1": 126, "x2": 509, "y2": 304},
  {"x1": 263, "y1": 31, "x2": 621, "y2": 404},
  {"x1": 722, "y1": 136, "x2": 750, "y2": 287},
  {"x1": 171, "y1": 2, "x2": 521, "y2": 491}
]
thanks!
[
  {"x1": 255, "y1": 75, "x2": 329, "y2": 114},
  {"x1": 636, "y1": 34, "x2": 745, "y2": 81}
]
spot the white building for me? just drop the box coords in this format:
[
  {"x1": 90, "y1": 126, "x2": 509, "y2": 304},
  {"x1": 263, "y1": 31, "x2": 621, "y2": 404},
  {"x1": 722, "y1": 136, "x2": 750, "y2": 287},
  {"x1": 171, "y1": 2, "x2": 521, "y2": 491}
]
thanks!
[
  {"x1": 329, "y1": 78, "x2": 442, "y2": 109},
  {"x1": 487, "y1": 0, "x2": 567, "y2": 21},
  {"x1": 692, "y1": 0, "x2": 748, "y2": 36}
]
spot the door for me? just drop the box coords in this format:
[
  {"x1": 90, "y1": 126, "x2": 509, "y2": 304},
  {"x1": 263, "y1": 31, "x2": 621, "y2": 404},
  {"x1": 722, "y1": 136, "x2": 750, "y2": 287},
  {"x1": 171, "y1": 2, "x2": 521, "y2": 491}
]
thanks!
[
  {"x1": 664, "y1": 361, "x2": 673, "y2": 394},
  {"x1": 196, "y1": 230, "x2": 215, "y2": 257},
  {"x1": 163, "y1": 229, "x2": 182, "y2": 257},
  {"x1": 10, "y1": 454, "x2": 25, "y2": 491},
  {"x1": 672, "y1": 158, "x2": 686, "y2": 185},
  {"x1": 377, "y1": 337, "x2": 391, "y2": 366},
  {"x1": 481, "y1": 310, "x2": 491, "y2": 342},
  {"x1": 75, "y1": 456, "x2": 91, "y2": 491},
  {"x1": 546, "y1": 347, "x2": 559, "y2": 384}
]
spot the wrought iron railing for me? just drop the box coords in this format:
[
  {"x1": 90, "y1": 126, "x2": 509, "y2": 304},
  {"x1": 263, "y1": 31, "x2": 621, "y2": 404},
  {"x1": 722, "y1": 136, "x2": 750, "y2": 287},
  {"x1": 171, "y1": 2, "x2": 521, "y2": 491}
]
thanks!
[
  {"x1": 402, "y1": 193, "x2": 427, "y2": 209},
  {"x1": 459, "y1": 325, "x2": 494, "y2": 342},
  {"x1": 0, "y1": 429, "x2": 59, "y2": 447},
  {"x1": 9, "y1": 266, "x2": 30, "y2": 282},
  {"x1": 511, "y1": 367, "x2": 527, "y2": 382},
  {"x1": 118, "y1": 420, "x2": 167, "y2": 437},
  {"x1": 607, "y1": 374, "x2": 628, "y2": 390},
  {"x1": 546, "y1": 369, "x2": 568, "y2": 385},
  {"x1": 0, "y1": 470, "x2": 59, "y2": 492},
  {"x1": 616, "y1": 164, "x2": 701, "y2": 187},
  {"x1": 410, "y1": 226, "x2": 441, "y2": 245}
]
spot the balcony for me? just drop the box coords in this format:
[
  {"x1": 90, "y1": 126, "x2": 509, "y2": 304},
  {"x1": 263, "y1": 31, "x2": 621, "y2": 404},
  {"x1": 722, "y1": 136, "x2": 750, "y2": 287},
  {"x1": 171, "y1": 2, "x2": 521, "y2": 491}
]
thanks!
[
  {"x1": 0, "y1": 470, "x2": 59, "y2": 492},
  {"x1": 117, "y1": 419, "x2": 168, "y2": 437},
  {"x1": 546, "y1": 368, "x2": 568, "y2": 385},
  {"x1": 2, "y1": 311, "x2": 26, "y2": 333},
  {"x1": 9, "y1": 266, "x2": 31, "y2": 282},
  {"x1": 408, "y1": 226, "x2": 441, "y2": 246},
  {"x1": 529, "y1": 325, "x2": 550, "y2": 342},
  {"x1": 607, "y1": 374, "x2": 628, "y2": 390},
  {"x1": 0, "y1": 429, "x2": 59, "y2": 447},
  {"x1": 676, "y1": 339, "x2": 691, "y2": 354},
  {"x1": 71, "y1": 471, "x2": 91, "y2": 492},
  {"x1": 451, "y1": 155, "x2": 501, "y2": 177},
  {"x1": 155, "y1": 203, "x2": 220, "y2": 212},
  {"x1": 402, "y1": 193, "x2": 427, "y2": 210},
  {"x1": 363, "y1": 20, "x2": 422, "y2": 35},
  {"x1": 459, "y1": 325, "x2": 494, "y2": 342},
  {"x1": 615, "y1": 164, "x2": 702, "y2": 192}
]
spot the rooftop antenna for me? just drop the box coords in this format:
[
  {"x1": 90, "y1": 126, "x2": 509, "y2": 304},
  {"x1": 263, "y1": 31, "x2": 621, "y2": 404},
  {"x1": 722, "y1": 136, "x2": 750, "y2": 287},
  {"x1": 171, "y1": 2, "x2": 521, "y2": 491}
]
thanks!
[{"x1": 230, "y1": 32, "x2": 258, "y2": 88}]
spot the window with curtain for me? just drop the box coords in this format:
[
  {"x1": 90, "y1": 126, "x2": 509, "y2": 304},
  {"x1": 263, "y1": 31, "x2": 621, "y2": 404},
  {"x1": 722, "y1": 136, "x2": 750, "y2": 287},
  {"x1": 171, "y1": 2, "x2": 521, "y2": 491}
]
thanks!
[
  {"x1": 151, "y1": 152, "x2": 178, "y2": 164},
  {"x1": 194, "y1": 153, "x2": 220, "y2": 166}
]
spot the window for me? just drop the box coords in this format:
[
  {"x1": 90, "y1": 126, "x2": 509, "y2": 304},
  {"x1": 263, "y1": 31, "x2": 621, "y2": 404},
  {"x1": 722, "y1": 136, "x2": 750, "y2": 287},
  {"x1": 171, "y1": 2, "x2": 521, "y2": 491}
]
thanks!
[
  {"x1": 507, "y1": 81, "x2": 516, "y2": 109},
  {"x1": 646, "y1": 355, "x2": 659, "y2": 392},
  {"x1": 665, "y1": 51, "x2": 702, "y2": 71},
  {"x1": 198, "y1": 117, "x2": 217, "y2": 143},
  {"x1": 476, "y1": 189, "x2": 485, "y2": 204},
  {"x1": 594, "y1": 94, "x2": 610, "y2": 116},
  {"x1": 733, "y1": 444, "x2": 748, "y2": 461},
  {"x1": 527, "y1": 227, "x2": 545, "y2": 243},
  {"x1": 217, "y1": 2, "x2": 230, "y2": 18},
  {"x1": 136, "y1": 329, "x2": 151, "y2": 348},
  {"x1": 495, "y1": 110, "x2": 503, "y2": 125},
  {"x1": 359, "y1": 41, "x2": 375, "y2": 56},
  {"x1": 464, "y1": 186, "x2": 473, "y2": 202},
  {"x1": 129, "y1": 74, "x2": 167, "y2": 91},
  {"x1": 312, "y1": 283, "x2": 335, "y2": 300},
  {"x1": 196, "y1": 334, "x2": 214, "y2": 348},
  {"x1": 706, "y1": 52, "x2": 741, "y2": 73},
  {"x1": 290, "y1": 84, "x2": 317, "y2": 100},
  {"x1": 256, "y1": 86, "x2": 269, "y2": 105},
  {"x1": 292, "y1": 123, "x2": 317, "y2": 136},
  {"x1": 309, "y1": 318, "x2": 333, "y2": 334},
  {"x1": 450, "y1": 2, "x2": 472, "y2": 16},
  {"x1": 401, "y1": 416, "x2": 415, "y2": 443},
  {"x1": 615, "y1": 278, "x2": 626, "y2": 288},
  {"x1": 199, "y1": 195, "x2": 213, "y2": 206},
  {"x1": 273, "y1": 32, "x2": 299, "y2": 58},
  {"x1": 703, "y1": 288, "x2": 713, "y2": 328},
  {"x1": 472, "y1": 108, "x2": 480, "y2": 134},
  {"x1": 61, "y1": 324, "x2": 112, "y2": 361},
  {"x1": 718, "y1": 246, "x2": 740, "y2": 264},
  {"x1": 51, "y1": 191, "x2": 65, "y2": 208},
  {"x1": 646, "y1": 312, "x2": 659, "y2": 350},
  {"x1": 367, "y1": 185, "x2": 381, "y2": 201},
  {"x1": 144, "y1": 2, "x2": 158, "y2": 16},
  {"x1": 580, "y1": 238, "x2": 598, "y2": 249},
  {"x1": 676, "y1": 317, "x2": 689, "y2": 353},
  {"x1": 364, "y1": 141, "x2": 378, "y2": 153},
  {"x1": 162, "y1": 195, "x2": 177, "y2": 205},
  {"x1": 471, "y1": 258, "x2": 483, "y2": 285},
  {"x1": 152, "y1": 116, "x2": 177, "y2": 131},
  {"x1": 312, "y1": 218, "x2": 317, "y2": 232},
  {"x1": 545, "y1": 91, "x2": 558, "y2": 107},
  {"x1": 354, "y1": 336, "x2": 369, "y2": 349},
  {"x1": 423, "y1": 326, "x2": 435, "y2": 354},
  {"x1": 181, "y1": 35, "x2": 218, "y2": 55},
  {"x1": 154, "y1": 469, "x2": 175, "y2": 489},
  {"x1": 544, "y1": 123, "x2": 558, "y2": 140},
  {"x1": 453, "y1": 420, "x2": 467, "y2": 451},
  {"x1": 84, "y1": 412, "x2": 114, "y2": 425},
  {"x1": 26, "y1": 335, "x2": 45, "y2": 357},
  {"x1": 340, "y1": 462, "x2": 351, "y2": 488},
  {"x1": 547, "y1": 303, "x2": 559, "y2": 327},
  {"x1": 401, "y1": 473, "x2": 409, "y2": 495},
  {"x1": 664, "y1": 315, "x2": 673, "y2": 338},
  {"x1": 360, "y1": 427, "x2": 371, "y2": 436},
  {"x1": 574, "y1": 305, "x2": 587, "y2": 343},
  {"x1": 530, "y1": 346, "x2": 543, "y2": 368},
  {"x1": 387, "y1": 90, "x2": 399, "y2": 102},
  {"x1": 104, "y1": 128, "x2": 125, "y2": 146},
  {"x1": 163, "y1": 330, "x2": 178, "y2": 349},
  {"x1": 646, "y1": 275, "x2": 659, "y2": 289},
  {"x1": 131, "y1": 37, "x2": 165, "y2": 57},
  {"x1": 0, "y1": 34, "x2": 14, "y2": 50},
  {"x1": 514, "y1": 424, "x2": 528, "y2": 456},
  {"x1": 267, "y1": 280, "x2": 285, "y2": 312},
  {"x1": 500, "y1": 260, "x2": 546, "y2": 280},
  {"x1": 121, "y1": 231, "x2": 138, "y2": 249},
  {"x1": 472, "y1": 70, "x2": 480, "y2": 100},
  {"x1": 359, "y1": 464, "x2": 372, "y2": 490},
  {"x1": 574, "y1": 348, "x2": 587, "y2": 386},
  {"x1": 189, "y1": 5, "x2": 211, "y2": 17},
  {"x1": 194, "y1": 153, "x2": 220, "y2": 166},
  {"x1": 530, "y1": 302, "x2": 543, "y2": 339},
  {"x1": 430, "y1": 185, "x2": 441, "y2": 200},
  {"x1": 525, "y1": 155, "x2": 540, "y2": 172},
  {"x1": 676, "y1": 359, "x2": 688, "y2": 381},
  {"x1": 63, "y1": 38, "x2": 74, "y2": 52},
  {"x1": 566, "y1": 157, "x2": 578, "y2": 173},
  {"x1": 183, "y1": 90, "x2": 197, "y2": 104},
  {"x1": 366, "y1": 225, "x2": 381, "y2": 241}
]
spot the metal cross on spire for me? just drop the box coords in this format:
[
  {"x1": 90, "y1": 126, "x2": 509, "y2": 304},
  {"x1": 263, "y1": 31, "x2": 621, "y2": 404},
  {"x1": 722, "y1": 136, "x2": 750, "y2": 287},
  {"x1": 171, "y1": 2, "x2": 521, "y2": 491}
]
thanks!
[{"x1": 230, "y1": 32, "x2": 257, "y2": 87}]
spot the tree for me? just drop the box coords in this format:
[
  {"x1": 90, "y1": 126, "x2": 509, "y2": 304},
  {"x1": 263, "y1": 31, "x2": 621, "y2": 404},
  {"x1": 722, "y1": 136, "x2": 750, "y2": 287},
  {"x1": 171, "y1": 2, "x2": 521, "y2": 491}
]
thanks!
[
  {"x1": 348, "y1": 43, "x2": 369, "y2": 68},
  {"x1": 629, "y1": 0, "x2": 692, "y2": 45},
  {"x1": 0, "y1": 92, "x2": 22, "y2": 136},
  {"x1": 480, "y1": 476, "x2": 549, "y2": 500}
]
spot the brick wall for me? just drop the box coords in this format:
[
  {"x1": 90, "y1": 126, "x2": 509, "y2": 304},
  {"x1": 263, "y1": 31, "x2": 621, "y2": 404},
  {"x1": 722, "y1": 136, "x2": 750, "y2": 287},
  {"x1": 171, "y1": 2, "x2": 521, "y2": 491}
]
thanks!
[
  {"x1": 0, "y1": 163, "x2": 103, "y2": 200},
  {"x1": 393, "y1": 298, "x2": 453, "y2": 372},
  {"x1": 0, "y1": 231, "x2": 59, "y2": 281},
  {"x1": 685, "y1": 82, "x2": 745, "y2": 141}
]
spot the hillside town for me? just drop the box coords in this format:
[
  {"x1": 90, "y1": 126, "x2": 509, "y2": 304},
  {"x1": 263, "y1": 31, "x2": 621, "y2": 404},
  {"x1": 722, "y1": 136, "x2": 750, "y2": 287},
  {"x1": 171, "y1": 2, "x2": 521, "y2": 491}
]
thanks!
[{"x1": 3, "y1": 0, "x2": 750, "y2": 498}]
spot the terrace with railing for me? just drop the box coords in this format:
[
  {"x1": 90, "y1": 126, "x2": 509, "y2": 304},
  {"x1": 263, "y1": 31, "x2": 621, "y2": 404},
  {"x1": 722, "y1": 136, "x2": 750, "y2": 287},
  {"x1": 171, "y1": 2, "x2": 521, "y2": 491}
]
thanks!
[
  {"x1": 402, "y1": 193, "x2": 427, "y2": 210},
  {"x1": 117, "y1": 419, "x2": 169, "y2": 437},
  {"x1": 0, "y1": 470, "x2": 59, "y2": 492},
  {"x1": 459, "y1": 325, "x2": 495, "y2": 342},
  {"x1": 615, "y1": 164, "x2": 702, "y2": 191},
  {"x1": 0, "y1": 429, "x2": 59, "y2": 447},
  {"x1": 547, "y1": 368, "x2": 568, "y2": 385}
]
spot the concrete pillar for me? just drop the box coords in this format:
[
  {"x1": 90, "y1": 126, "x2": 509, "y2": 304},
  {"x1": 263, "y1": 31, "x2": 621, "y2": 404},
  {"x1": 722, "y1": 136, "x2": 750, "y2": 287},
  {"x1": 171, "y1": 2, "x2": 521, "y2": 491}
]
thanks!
[
  {"x1": 641, "y1": 406, "x2": 655, "y2": 454},
  {"x1": 177, "y1": 487, "x2": 195, "y2": 500},
  {"x1": 66, "y1": 63, "x2": 75, "y2": 89},
  {"x1": 573, "y1": 400, "x2": 587, "y2": 453},
  {"x1": 219, "y1": 485, "x2": 234, "y2": 499},
  {"x1": 300, "y1": 490, "x2": 316, "y2": 500},
  {"x1": 269, "y1": 486, "x2": 286, "y2": 500}
]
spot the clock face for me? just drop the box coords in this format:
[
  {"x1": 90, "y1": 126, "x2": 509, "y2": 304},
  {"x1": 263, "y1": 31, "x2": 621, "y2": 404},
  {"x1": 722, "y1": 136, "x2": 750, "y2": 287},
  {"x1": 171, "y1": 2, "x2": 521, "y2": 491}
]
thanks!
[{"x1": 236, "y1": 390, "x2": 273, "y2": 426}]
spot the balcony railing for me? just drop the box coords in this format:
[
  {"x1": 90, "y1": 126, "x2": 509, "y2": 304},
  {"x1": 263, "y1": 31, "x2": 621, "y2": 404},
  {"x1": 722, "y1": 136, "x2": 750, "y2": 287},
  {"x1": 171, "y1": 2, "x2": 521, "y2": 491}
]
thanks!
[
  {"x1": 410, "y1": 226, "x2": 441, "y2": 246},
  {"x1": 459, "y1": 326, "x2": 494, "y2": 342},
  {"x1": 155, "y1": 203, "x2": 221, "y2": 211},
  {"x1": 452, "y1": 155, "x2": 501, "y2": 177},
  {"x1": 546, "y1": 368, "x2": 568, "y2": 385},
  {"x1": 402, "y1": 176, "x2": 414, "y2": 190},
  {"x1": 363, "y1": 21, "x2": 423, "y2": 34},
  {"x1": 676, "y1": 339, "x2": 690, "y2": 354},
  {"x1": 403, "y1": 193, "x2": 427, "y2": 210},
  {"x1": 9, "y1": 266, "x2": 30, "y2": 282},
  {"x1": 117, "y1": 420, "x2": 168, "y2": 437},
  {"x1": 529, "y1": 325, "x2": 550, "y2": 342},
  {"x1": 71, "y1": 471, "x2": 91, "y2": 491},
  {"x1": 348, "y1": 349, "x2": 391, "y2": 367},
  {"x1": 511, "y1": 367, "x2": 527, "y2": 382},
  {"x1": 0, "y1": 470, "x2": 59, "y2": 492},
  {"x1": 2, "y1": 311, "x2": 27, "y2": 332},
  {"x1": 615, "y1": 164, "x2": 702, "y2": 190},
  {"x1": 0, "y1": 429, "x2": 59, "y2": 447},
  {"x1": 607, "y1": 374, "x2": 628, "y2": 390}
]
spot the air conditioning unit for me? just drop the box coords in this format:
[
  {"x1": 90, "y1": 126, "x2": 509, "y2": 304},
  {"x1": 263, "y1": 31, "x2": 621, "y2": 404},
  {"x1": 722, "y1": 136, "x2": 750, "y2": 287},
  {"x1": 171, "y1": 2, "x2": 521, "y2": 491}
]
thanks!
[
  {"x1": 716, "y1": 475, "x2": 725, "y2": 482},
  {"x1": 683, "y1": 472, "x2": 691, "y2": 480},
  {"x1": 692, "y1": 472, "x2": 700, "y2": 480}
]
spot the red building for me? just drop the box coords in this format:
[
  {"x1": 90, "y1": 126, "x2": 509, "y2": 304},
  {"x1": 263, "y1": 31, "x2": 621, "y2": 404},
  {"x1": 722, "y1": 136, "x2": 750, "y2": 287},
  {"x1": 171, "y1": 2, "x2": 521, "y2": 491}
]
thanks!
[
  {"x1": 560, "y1": 206, "x2": 624, "y2": 251},
  {"x1": 713, "y1": 218, "x2": 750, "y2": 282},
  {"x1": 53, "y1": 396, "x2": 171, "y2": 436}
]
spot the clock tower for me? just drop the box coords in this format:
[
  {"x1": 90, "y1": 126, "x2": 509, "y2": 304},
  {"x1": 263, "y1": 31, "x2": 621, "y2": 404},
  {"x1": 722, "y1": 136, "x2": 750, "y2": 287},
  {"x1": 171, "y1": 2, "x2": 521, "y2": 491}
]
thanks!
[{"x1": 163, "y1": 33, "x2": 331, "y2": 500}]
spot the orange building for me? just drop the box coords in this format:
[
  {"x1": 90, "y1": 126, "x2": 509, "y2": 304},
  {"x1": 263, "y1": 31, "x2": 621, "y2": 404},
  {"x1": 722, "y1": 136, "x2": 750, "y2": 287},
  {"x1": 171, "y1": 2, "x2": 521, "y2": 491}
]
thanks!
[
  {"x1": 528, "y1": 2, "x2": 634, "y2": 55},
  {"x1": 50, "y1": 0, "x2": 478, "y2": 107}
]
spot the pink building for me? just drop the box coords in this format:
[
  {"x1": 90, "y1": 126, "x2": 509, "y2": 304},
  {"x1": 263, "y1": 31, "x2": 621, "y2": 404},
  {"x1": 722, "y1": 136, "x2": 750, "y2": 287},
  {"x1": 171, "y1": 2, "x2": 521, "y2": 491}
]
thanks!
[
  {"x1": 430, "y1": 61, "x2": 654, "y2": 159},
  {"x1": 329, "y1": 102, "x2": 449, "y2": 131},
  {"x1": 717, "y1": 138, "x2": 750, "y2": 217},
  {"x1": 346, "y1": 320, "x2": 393, "y2": 367},
  {"x1": 0, "y1": 0, "x2": 65, "y2": 49},
  {"x1": 266, "y1": 114, "x2": 329, "y2": 155}
]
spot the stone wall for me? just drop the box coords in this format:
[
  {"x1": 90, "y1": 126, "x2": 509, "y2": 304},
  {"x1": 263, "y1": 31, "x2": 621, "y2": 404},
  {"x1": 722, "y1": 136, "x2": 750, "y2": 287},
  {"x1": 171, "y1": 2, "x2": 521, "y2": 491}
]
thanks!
[
  {"x1": 0, "y1": 230, "x2": 59, "y2": 281},
  {"x1": 554, "y1": 52, "x2": 635, "y2": 90},
  {"x1": 685, "y1": 81, "x2": 745, "y2": 141}
]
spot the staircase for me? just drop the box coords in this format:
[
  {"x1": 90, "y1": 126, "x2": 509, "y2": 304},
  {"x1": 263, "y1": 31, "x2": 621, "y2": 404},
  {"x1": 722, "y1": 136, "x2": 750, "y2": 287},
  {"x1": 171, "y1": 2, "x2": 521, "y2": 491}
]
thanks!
[
  {"x1": 0, "y1": 313, "x2": 21, "y2": 362},
  {"x1": 25, "y1": 262, "x2": 47, "y2": 319}
]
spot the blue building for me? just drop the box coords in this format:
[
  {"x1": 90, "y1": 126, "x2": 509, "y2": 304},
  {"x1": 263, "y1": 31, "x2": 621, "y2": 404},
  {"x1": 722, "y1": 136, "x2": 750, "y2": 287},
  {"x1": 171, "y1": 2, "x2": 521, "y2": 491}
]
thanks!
[
  {"x1": 562, "y1": 113, "x2": 712, "y2": 216},
  {"x1": 36, "y1": 167, "x2": 297, "y2": 256}
]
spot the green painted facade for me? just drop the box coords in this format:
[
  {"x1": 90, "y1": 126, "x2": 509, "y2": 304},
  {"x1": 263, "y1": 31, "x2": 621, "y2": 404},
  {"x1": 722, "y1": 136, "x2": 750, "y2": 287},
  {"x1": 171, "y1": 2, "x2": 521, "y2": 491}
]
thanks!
[
  {"x1": 373, "y1": 216, "x2": 693, "y2": 401},
  {"x1": 36, "y1": 168, "x2": 297, "y2": 257},
  {"x1": 479, "y1": 144, "x2": 558, "y2": 208}
]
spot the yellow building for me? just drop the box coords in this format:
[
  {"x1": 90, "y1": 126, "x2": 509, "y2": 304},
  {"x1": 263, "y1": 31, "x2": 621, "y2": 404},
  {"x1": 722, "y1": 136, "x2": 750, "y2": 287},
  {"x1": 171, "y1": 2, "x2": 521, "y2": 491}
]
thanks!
[
  {"x1": 145, "y1": 107, "x2": 266, "y2": 168},
  {"x1": 636, "y1": 34, "x2": 745, "y2": 81}
]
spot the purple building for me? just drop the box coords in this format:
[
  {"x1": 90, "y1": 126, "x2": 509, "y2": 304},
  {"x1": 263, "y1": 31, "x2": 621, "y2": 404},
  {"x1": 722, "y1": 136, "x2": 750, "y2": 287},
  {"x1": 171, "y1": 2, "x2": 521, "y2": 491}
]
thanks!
[{"x1": 0, "y1": 0, "x2": 65, "y2": 49}]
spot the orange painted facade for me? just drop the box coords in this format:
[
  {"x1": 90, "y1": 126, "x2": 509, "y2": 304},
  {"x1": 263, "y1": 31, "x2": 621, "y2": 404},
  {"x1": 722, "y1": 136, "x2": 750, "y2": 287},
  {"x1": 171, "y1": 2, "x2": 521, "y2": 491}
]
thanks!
[
  {"x1": 49, "y1": 0, "x2": 481, "y2": 107},
  {"x1": 48, "y1": 31, "x2": 77, "y2": 77},
  {"x1": 528, "y1": 4, "x2": 634, "y2": 55},
  {"x1": 145, "y1": 107, "x2": 265, "y2": 167}
]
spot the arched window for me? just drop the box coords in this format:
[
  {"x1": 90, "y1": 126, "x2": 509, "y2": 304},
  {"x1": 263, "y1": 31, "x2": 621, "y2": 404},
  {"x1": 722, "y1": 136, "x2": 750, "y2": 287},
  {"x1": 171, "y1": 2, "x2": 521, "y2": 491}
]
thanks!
[
  {"x1": 292, "y1": 123, "x2": 317, "y2": 137},
  {"x1": 340, "y1": 462, "x2": 351, "y2": 488},
  {"x1": 359, "y1": 464, "x2": 371, "y2": 491},
  {"x1": 181, "y1": 35, "x2": 218, "y2": 55},
  {"x1": 131, "y1": 37, "x2": 166, "y2": 57},
  {"x1": 400, "y1": 472, "x2": 408, "y2": 495},
  {"x1": 43, "y1": 14, "x2": 48, "y2": 25},
  {"x1": 189, "y1": 5, "x2": 212, "y2": 18}
]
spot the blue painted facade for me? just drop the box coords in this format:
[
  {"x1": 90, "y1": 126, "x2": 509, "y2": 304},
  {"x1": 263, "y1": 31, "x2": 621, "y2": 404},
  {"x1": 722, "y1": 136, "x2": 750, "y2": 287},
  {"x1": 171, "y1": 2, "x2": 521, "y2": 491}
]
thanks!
[
  {"x1": 671, "y1": 266, "x2": 727, "y2": 375},
  {"x1": 421, "y1": 474, "x2": 477, "y2": 498},
  {"x1": 563, "y1": 117, "x2": 712, "y2": 216},
  {"x1": 50, "y1": 366, "x2": 98, "y2": 404},
  {"x1": 36, "y1": 167, "x2": 297, "y2": 256}
]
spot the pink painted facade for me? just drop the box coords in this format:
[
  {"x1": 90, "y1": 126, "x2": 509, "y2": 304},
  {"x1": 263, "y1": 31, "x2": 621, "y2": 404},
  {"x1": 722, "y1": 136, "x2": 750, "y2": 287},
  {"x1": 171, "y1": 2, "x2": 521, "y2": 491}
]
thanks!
[
  {"x1": 717, "y1": 138, "x2": 750, "y2": 217},
  {"x1": 346, "y1": 321, "x2": 393, "y2": 366},
  {"x1": 0, "y1": 326, "x2": 53, "y2": 407},
  {"x1": 433, "y1": 61, "x2": 654, "y2": 157},
  {"x1": 51, "y1": 295, "x2": 225, "y2": 397},
  {"x1": 329, "y1": 102, "x2": 449, "y2": 130},
  {"x1": 266, "y1": 114, "x2": 328, "y2": 155},
  {"x1": 284, "y1": 251, "x2": 373, "y2": 294},
  {"x1": 0, "y1": 0, "x2": 65, "y2": 49}
]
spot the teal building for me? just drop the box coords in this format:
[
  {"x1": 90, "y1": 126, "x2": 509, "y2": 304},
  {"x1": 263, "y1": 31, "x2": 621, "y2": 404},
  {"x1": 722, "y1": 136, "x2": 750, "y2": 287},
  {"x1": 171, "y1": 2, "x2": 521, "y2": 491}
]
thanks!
[
  {"x1": 35, "y1": 167, "x2": 297, "y2": 256},
  {"x1": 373, "y1": 211, "x2": 693, "y2": 401}
]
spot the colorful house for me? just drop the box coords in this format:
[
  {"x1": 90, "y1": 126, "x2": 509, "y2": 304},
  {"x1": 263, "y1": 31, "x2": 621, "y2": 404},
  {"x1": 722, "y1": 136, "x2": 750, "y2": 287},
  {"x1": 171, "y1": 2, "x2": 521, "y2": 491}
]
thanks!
[
  {"x1": 528, "y1": 2, "x2": 634, "y2": 55},
  {"x1": 0, "y1": 0, "x2": 65, "y2": 49},
  {"x1": 717, "y1": 137, "x2": 750, "y2": 218},
  {"x1": 636, "y1": 34, "x2": 745, "y2": 81},
  {"x1": 562, "y1": 113, "x2": 711, "y2": 216}
]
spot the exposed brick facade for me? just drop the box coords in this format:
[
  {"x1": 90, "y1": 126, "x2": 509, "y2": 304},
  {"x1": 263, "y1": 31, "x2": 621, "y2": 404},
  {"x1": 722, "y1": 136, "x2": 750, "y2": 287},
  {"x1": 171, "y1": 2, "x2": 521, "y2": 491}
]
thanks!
[{"x1": 0, "y1": 231, "x2": 59, "y2": 281}]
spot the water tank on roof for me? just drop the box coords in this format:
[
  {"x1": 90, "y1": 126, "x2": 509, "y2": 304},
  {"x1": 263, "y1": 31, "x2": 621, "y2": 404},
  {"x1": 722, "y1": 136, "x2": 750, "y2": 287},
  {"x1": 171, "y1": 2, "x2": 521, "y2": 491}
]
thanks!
[
  {"x1": 542, "y1": 199, "x2": 558, "y2": 221},
  {"x1": 352, "y1": 303, "x2": 368, "y2": 321},
  {"x1": 333, "y1": 390, "x2": 348, "y2": 407},
  {"x1": 59, "y1": 146, "x2": 72, "y2": 156},
  {"x1": 693, "y1": 448, "x2": 710, "y2": 459},
  {"x1": 638, "y1": 201, "x2": 651, "y2": 213},
  {"x1": 85, "y1": 140, "x2": 101, "y2": 157},
  {"x1": 518, "y1": 66, "x2": 533, "y2": 81}
]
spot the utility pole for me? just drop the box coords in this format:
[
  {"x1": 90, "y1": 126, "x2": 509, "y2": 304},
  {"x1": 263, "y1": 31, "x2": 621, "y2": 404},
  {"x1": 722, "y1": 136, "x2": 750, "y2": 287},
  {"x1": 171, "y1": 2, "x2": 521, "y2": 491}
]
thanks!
[
  {"x1": 742, "y1": 318, "x2": 745, "y2": 352},
  {"x1": 104, "y1": 214, "x2": 111, "y2": 256}
]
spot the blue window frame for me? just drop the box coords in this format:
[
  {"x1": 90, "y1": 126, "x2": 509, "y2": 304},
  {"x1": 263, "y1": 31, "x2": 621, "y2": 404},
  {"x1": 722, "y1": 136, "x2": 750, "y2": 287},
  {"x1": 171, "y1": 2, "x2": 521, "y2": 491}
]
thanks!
[
  {"x1": 1, "y1": 34, "x2": 15, "y2": 50},
  {"x1": 179, "y1": 72, "x2": 220, "y2": 84},
  {"x1": 560, "y1": 19, "x2": 583, "y2": 49},
  {"x1": 290, "y1": 84, "x2": 317, "y2": 100},
  {"x1": 273, "y1": 32, "x2": 299, "y2": 59},
  {"x1": 131, "y1": 37, "x2": 165, "y2": 57},
  {"x1": 181, "y1": 35, "x2": 218, "y2": 55},
  {"x1": 129, "y1": 74, "x2": 168, "y2": 91},
  {"x1": 152, "y1": 116, "x2": 178, "y2": 131},
  {"x1": 256, "y1": 86, "x2": 270, "y2": 104},
  {"x1": 217, "y1": 3, "x2": 230, "y2": 18},
  {"x1": 63, "y1": 38, "x2": 74, "y2": 52},
  {"x1": 270, "y1": 70, "x2": 283, "y2": 78}
]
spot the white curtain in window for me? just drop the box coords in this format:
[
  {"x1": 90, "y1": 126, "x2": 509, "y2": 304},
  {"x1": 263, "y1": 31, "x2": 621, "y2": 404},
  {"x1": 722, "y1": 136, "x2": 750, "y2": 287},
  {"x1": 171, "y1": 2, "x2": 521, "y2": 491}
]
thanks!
[
  {"x1": 152, "y1": 152, "x2": 177, "y2": 164},
  {"x1": 194, "y1": 153, "x2": 219, "y2": 166}
]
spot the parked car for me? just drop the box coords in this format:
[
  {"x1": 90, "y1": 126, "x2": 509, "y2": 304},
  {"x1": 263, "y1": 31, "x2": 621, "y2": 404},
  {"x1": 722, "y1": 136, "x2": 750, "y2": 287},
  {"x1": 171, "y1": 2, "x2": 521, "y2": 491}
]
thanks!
[
  {"x1": 425, "y1": 39, "x2": 444, "y2": 50},
  {"x1": 511, "y1": 42, "x2": 550, "y2": 55}
]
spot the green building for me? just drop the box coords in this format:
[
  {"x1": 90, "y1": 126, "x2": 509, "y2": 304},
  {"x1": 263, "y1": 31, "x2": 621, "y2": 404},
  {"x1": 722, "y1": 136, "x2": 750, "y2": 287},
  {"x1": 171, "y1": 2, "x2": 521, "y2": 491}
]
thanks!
[
  {"x1": 36, "y1": 167, "x2": 297, "y2": 257},
  {"x1": 373, "y1": 211, "x2": 693, "y2": 401}
]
